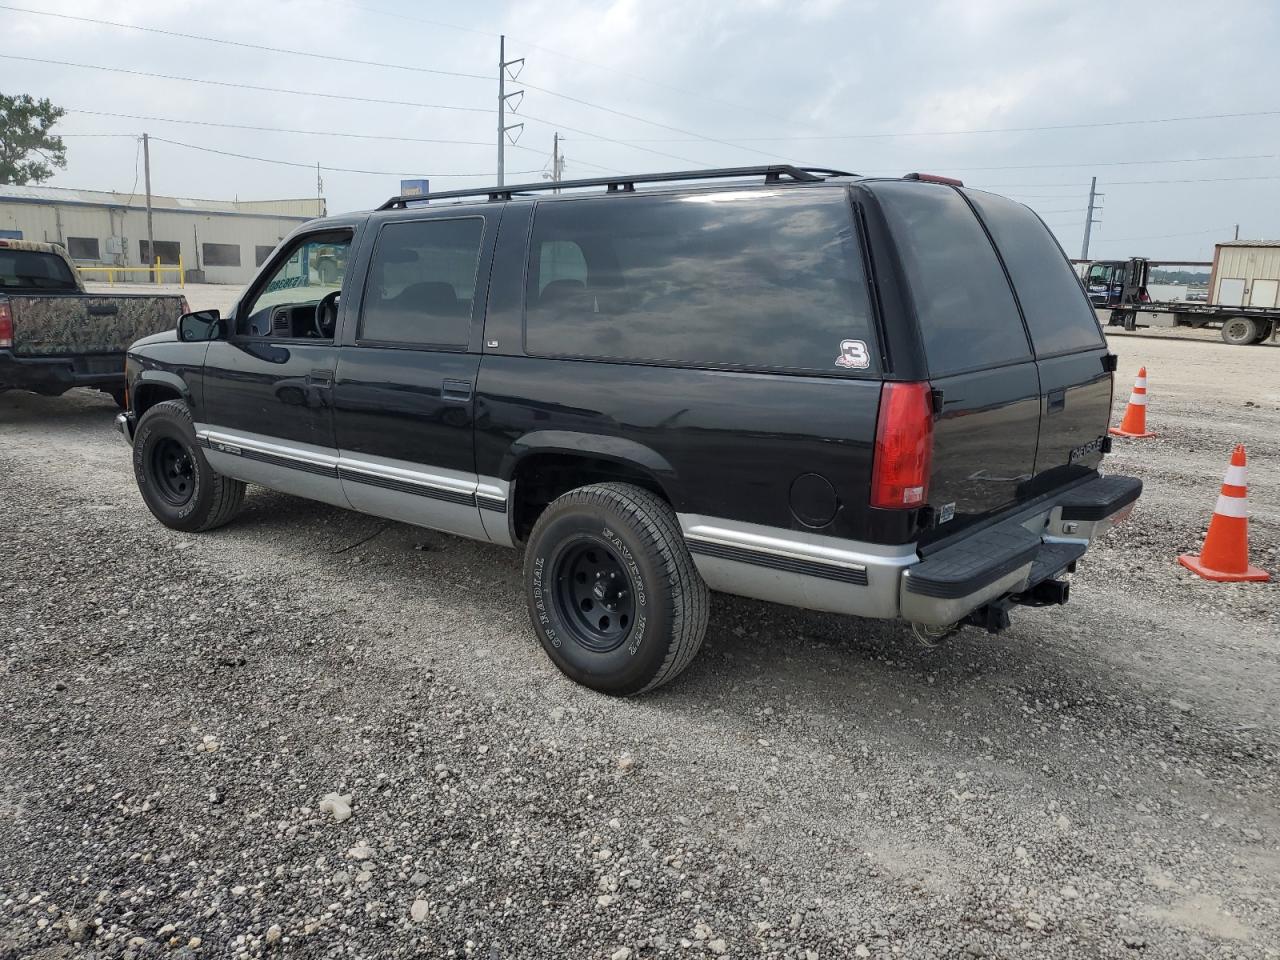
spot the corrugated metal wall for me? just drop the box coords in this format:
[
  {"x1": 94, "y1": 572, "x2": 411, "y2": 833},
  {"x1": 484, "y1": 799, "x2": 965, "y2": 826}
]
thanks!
[
  {"x1": 0, "y1": 199, "x2": 315, "y2": 284},
  {"x1": 1213, "y1": 245, "x2": 1280, "y2": 307}
]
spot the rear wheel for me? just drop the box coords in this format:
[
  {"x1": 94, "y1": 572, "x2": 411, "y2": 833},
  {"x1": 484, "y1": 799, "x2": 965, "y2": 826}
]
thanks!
[
  {"x1": 132, "y1": 399, "x2": 245, "y2": 531},
  {"x1": 1252, "y1": 321, "x2": 1274, "y2": 344},
  {"x1": 1221, "y1": 316, "x2": 1258, "y2": 345},
  {"x1": 523, "y1": 482, "x2": 708, "y2": 696}
]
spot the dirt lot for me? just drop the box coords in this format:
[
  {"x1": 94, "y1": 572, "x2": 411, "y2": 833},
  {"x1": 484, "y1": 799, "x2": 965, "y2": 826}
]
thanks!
[{"x1": 1, "y1": 329, "x2": 1276, "y2": 959}]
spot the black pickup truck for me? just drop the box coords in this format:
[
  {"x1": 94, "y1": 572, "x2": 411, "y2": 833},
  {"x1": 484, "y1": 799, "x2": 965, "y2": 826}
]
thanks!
[
  {"x1": 0, "y1": 239, "x2": 185, "y2": 407},
  {"x1": 116, "y1": 165, "x2": 1140, "y2": 695}
]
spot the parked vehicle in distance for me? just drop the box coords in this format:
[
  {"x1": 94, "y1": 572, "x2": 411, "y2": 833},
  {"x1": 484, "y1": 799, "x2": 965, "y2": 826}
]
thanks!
[
  {"x1": 116, "y1": 165, "x2": 1141, "y2": 695},
  {"x1": 0, "y1": 239, "x2": 187, "y2": 406},
  {"x1": 1086, "y1": 248, "x2": 1280, "y2": 345}
]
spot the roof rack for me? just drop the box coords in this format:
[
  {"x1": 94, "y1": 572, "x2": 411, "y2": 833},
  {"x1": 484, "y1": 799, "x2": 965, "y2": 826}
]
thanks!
[{"x1": 376, "y1": 165, "x2": 855, "y2": 210}]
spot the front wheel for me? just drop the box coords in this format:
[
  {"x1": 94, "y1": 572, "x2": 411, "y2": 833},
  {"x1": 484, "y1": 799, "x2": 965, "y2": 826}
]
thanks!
[
  {"x1": 523, "y1": 482, "x2": 709, "y2": 696},
  {"x1": 132, "y1": 399, "x2": 245, "y2": 531},
  {"x1": 1221, "y1": 316, "x2": 1258, "y2": 345}
]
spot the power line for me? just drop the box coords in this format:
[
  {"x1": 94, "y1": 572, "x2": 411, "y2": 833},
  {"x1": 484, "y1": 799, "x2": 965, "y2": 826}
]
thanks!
[
  {"x1": 149, "y1": 136, "x2": 540, "y2": 178},
  {"x1": 66, "y1": 110, "x2": 496, "y2": 146},
  {"x1": 58, "y1": 109, "x2": 631, "y2": 175},
  {"x1": 2, "y1": 5, "x2": 793, "y2": 164},
  {"x1": 316, "y1": 0, "x2": 798, "y2": 124},
  {"x1": 8, "y1": 53, "x2": 711, "y2": 168},
  {"x1": 567, "y1": 108, "x2": 1280, "y2": 142},
  {"x1": 0, "y1": 4, "x2": 492, "y2": 80},
  {"x1": 1094, "y1": 225, "x2": 1237, "y2": 244},
  {"x1": 863, "y1": 153, "x2": 1280, "y2": 174},
  {"x1": 0, "y1": 54, "x2": 493, "y2": 114}
]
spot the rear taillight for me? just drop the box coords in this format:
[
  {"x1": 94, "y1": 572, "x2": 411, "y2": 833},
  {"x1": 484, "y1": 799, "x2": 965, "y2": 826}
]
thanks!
[
  {"x1": 0, "y1": 301, "x2": 13, "y2": 348},
  {"x1": 871, "y1": 381, "x2": 935, "y2": 509}
]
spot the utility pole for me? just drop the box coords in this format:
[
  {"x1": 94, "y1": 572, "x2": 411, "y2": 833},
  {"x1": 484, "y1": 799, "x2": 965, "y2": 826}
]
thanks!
[
  {"x1": 552, "y1": 132, "x2": 562, "y2": 191},
  {"x1": 496, "y1": 35, "x2": 524, "y2": 186},
  {"x1": 1234, "y1": 223, "x2": 1240, "y2": 240},
  {"x1": 142, "y1": 132, "x2": 155, "y2": 283},
  {"x1": 316, "y1": 162, "x2": 326, "y2": 216},
  {"x1": 1080, "y1": 176, "x2": 1103, "y2": 261}
]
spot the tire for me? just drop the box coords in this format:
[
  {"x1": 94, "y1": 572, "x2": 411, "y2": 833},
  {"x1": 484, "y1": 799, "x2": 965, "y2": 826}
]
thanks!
[
  {"x1": 1252, "y1": 321, "x2": 1274, "y2": 344},
  {"x1": 1221, "y1": 316, "x2": 1258, "y2": 345},
  {"x1": 523, "y1": 482, "x2": 709, "y2": 696},
  {"x1": 132, "y1": 399, "x2": 245, "y2": 532}
]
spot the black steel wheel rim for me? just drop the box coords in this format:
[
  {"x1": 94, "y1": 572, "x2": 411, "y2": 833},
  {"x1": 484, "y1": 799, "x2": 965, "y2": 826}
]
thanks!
[
  {"x1": 552, "y1": 536, "x2": 635, "y2": 653},
  {"x1": 151, "y1": 436, "x2": 195, "y2": 505}
]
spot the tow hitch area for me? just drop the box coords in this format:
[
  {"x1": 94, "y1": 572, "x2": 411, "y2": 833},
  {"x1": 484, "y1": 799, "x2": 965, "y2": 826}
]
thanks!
[{"x1": 1013, "y1": 577, "x2": 1072, "y2": 608}]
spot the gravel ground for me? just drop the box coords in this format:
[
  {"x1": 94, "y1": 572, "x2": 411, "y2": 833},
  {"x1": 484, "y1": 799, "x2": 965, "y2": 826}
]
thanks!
[{"x1": 1, "y1": 330, "x2": 1277, "y2": 960}]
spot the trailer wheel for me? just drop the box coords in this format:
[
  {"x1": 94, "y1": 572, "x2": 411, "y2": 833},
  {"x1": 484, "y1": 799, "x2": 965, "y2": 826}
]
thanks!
[
  {"x1": 1221, "y1": 316, "x2": 1258, "y2": 345},
  {"x1": 1252, "y1": 321, "x2": 1274, "y2": 344}
]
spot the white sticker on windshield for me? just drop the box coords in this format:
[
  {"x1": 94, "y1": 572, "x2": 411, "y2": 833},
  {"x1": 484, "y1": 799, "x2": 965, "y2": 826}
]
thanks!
[{"x1": 834, "y1": 339, "x2": 870, "y2": 369}]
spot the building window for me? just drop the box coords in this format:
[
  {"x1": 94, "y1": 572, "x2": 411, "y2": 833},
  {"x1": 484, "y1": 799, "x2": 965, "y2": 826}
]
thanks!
[
  {"x1": 202, "y1": 242, "x2": 242, "y2": 268},
  {"x1": 139, "y1": 240, "x2": 181, "y2": 265},
  {"x1": 255, "y1": 244, "x2": 277, "y2": 267},
  {"x1": 66, "y1": 237, "x2": 100, "y2": 261}
]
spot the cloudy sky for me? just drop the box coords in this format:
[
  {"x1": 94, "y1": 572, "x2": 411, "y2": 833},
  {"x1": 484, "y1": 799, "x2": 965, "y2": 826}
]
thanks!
[{"x1": 5, "y1": 0, "x2": 1279, "y2": 261}]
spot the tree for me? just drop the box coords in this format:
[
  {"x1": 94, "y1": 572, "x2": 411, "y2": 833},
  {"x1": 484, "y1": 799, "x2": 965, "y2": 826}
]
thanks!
[{"x1": 0, "y1": 93, "x2": 68, "y2": 185}]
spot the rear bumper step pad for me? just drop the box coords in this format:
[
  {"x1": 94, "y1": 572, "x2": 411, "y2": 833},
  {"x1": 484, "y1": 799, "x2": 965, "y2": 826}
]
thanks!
[{"x1": 1059, "y1": 475, "x2": 1142, "y2": 522}]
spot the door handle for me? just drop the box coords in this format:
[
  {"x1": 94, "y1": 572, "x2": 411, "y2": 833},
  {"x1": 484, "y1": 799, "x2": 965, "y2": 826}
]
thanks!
[
  {"x1": 1047, "y1": 389, "x2": 1066, "y2": 414},
  {"x1": 442, "y1": 378, "x2": 473, "y2": 403}
]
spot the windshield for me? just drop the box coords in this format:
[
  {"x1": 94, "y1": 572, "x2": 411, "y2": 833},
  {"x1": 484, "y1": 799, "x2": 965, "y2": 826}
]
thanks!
[{"x1": 0, "y1": 249, "x2": 79, "y2": 290}]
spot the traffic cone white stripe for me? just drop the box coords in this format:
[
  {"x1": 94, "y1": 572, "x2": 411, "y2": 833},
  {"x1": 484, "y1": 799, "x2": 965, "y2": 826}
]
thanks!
[
  {"x1": 1134, "y1": 376, "x2": 1148, "y2": 387},
  {"x1": 1128, "y1": 392, "x2": 1148, "y2": 406},
  {"x1": 1224, "y1": 464, "x2": 1248, "y2": 486},
  {"x1": 1214, "y1": 493, "x2": 1250, "y2": 519}
]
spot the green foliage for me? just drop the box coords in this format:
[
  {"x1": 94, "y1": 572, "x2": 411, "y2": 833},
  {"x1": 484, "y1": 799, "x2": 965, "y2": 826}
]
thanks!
[
  {"x1": 1151, "y1": 268, "x2": 1210, "y2": 284},
  {"x1": 0, "y1": 93, "x2": 68, "y2": 185}
]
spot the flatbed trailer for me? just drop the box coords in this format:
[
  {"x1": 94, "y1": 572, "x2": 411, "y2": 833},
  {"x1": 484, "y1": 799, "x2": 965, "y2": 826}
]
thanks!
[{"x1": 1106, "y1": 301, "x2": 1280, "y2": 345}]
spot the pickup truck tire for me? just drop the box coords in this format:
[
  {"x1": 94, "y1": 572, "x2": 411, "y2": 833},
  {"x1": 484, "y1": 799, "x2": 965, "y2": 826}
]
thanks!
[
  {"x1": 523, "y1": 482, "x2": 709, "y2": 696},
  {"x1": 132, "y1": 400, "x2": 245, "y2": 532},
  {"x1": 1221, "y1": 316, "x2": 1258, "y2": 345}
]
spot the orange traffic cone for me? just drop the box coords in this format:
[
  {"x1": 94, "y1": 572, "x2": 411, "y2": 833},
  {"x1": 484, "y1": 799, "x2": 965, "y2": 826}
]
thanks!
[
  {"x1": 1178, "y1": 444, "x2": 1270, "y2": 583},
  {"x1": 1109, "y1": 366, "x2": 1156, "y2": 438}
]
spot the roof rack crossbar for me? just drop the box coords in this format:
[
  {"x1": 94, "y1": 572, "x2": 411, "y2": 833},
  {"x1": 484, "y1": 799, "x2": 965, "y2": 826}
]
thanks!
[{"x1": 376, "y1": 165, "x2": 854, "y2": 210}]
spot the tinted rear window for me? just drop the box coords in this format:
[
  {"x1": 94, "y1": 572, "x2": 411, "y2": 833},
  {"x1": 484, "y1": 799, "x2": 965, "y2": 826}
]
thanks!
[
  {"x1": 0, "y1": 249, "x2": 77, "y2": 290},
  {"x1": 874, "y1": 181, "x2": 1031, "y2": 377},
  {"x1": 964, "y1": 190, "x2": 1104, "y2": 356},
  {"x1": 524, "y1": 190, "x2": 877, "y2": 374}
]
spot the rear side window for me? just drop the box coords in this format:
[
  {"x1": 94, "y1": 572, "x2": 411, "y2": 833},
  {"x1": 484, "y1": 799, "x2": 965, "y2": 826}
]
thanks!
[
  {"x1": 875, "y1": 181, "x2": 1030, "y2": 377},
  {"x1": 523, "y1": 190, "x2": 877, "y2": 374},
  {"x1": 360, "y1": 217, "x2": 485, "y2": 348},
  {"x1": 965, "y1": 189, "x2": 1104, "y2": 356}
]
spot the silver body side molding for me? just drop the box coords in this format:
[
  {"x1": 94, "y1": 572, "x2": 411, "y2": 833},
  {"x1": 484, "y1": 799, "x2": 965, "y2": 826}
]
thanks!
[{"x1": 678, "y1": 514, "x2": 916, "y2": 620}]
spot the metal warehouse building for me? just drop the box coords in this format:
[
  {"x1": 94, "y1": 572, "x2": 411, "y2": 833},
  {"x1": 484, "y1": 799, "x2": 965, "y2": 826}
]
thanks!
[{"x1": 0, "y1": 184, "x2": 325, "y2": 285}]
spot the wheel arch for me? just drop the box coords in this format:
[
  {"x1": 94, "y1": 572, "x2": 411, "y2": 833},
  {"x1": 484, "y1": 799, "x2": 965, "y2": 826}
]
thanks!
[
  {"x1": 132, "y1": 371, "x2": 191, "y2": 417},
  {"x1": 502, "y1": 432, "x2": 681, "y2": 544}
]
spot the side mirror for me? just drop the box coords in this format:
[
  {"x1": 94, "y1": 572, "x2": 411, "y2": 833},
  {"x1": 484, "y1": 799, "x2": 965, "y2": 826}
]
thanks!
[{"x1": 178, "y1": 309, "x2": 224, "y2": 342}]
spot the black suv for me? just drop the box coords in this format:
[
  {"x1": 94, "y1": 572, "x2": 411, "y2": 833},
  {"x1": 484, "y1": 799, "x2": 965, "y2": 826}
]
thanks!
[{"x1": 117, "y1": 165, "x2": 1140, "y2": 695}]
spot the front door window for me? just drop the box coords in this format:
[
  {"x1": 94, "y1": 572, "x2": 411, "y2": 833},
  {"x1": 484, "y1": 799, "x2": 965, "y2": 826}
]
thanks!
[{"x1": 239, "y1": 232, "x2": 352, "y2": 339}]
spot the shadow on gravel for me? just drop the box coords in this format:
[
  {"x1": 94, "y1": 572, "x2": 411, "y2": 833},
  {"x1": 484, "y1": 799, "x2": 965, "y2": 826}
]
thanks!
[{"x1": 198, "y1": 486, "x2": 1275, "y2": 790}]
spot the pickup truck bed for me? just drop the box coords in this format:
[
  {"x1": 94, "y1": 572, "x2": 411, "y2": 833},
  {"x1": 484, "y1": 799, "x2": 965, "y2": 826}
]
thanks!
[{"x1": 0, "y1": 240, "x2": 185, "y2": 403}]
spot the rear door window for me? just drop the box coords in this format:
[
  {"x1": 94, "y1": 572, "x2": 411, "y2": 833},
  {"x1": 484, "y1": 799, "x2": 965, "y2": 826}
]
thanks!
[
  {"x1": 360, "y1": 217, "x2": 485, "y2": 348},
  {"x1": 523, "y1": 189, "x2": 877, "y2": 374},
  {"x1": 965, "y1": 190, "x2": 1104, "y2": 356},
  {"x1": 874, "y1": 181, "x2": 1031, "y2": 376}
]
